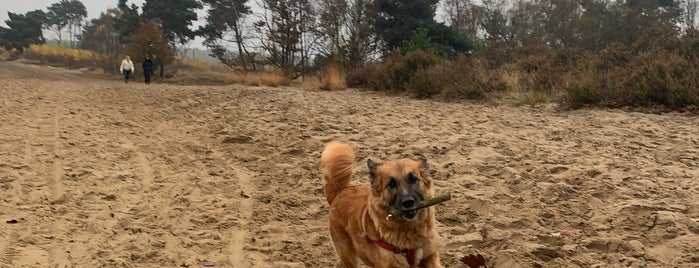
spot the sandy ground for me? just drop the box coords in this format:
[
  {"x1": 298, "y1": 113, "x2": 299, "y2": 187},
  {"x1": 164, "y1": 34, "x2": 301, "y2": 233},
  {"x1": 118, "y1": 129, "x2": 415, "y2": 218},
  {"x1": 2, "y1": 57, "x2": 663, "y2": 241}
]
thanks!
[{"x1": 0, "y1": 61, "x2": 698, "y2": 268}]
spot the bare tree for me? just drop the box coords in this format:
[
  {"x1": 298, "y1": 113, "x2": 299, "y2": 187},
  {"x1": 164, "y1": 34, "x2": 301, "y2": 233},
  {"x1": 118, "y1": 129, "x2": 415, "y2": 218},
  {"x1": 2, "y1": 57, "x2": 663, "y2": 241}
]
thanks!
[
  {"x1": 343, "y1": 0, "x2": 376, "y2": 67},
  {"x1": 255, "y1": 0, "x2": 317, "y2": 78},
  {"x1": 684, "y1": 0, "x2": 698, "y2": 29},
  {"x1": 318, "y1": 0, "x2": 348, "y2": 56},
  {"x1": 481, "y1": 0, "x2": 514, "y2": 42},
  {"x1": 442, "y1": 0, "x2": 485, "y2": 41}
]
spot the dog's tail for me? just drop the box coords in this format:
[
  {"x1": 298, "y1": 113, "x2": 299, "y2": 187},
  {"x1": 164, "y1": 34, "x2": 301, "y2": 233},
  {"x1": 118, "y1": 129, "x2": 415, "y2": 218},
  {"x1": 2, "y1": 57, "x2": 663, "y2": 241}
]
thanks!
[{"x1": 321, "y1": 142, "x2": 355, "y2": 205}]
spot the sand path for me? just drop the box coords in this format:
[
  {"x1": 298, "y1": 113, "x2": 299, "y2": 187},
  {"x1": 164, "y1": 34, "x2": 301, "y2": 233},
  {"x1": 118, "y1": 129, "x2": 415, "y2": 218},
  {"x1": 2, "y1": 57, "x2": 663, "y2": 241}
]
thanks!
[{"x1": 0, "y1": 61, "x2": 697, "y2": 267}]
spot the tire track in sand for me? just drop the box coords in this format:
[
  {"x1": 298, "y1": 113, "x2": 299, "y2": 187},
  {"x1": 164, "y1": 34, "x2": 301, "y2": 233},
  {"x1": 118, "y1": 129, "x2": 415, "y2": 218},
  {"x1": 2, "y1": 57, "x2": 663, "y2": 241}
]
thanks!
[
  {"x1": 2, "y1": 100, "x2": 70, "y2": 267},
  {"x1": 119, "y1": 138, "x2": 154, "y2": 191},
  {"x1": 48, "y1": 114, "x2": 71, "y2": 268},
  {"x1": 211, "y1": 150, "x2": 256, "y2": 267},
  {"x1": 0, "y1": 229, "x2": 19, "y2": 268},
  {"x1": 0, "y1": 164, "x2": 21, "y2": 268}
]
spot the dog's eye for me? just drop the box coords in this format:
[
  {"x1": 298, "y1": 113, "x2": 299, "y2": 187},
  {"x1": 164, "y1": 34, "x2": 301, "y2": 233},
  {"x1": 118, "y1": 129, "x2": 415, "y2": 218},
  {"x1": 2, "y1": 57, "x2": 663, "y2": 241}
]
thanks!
[
  {"x1": 407, "y1": 173, "x2": 418, "y2": 184},
  {"x1": 387, "y1": 178, "x2": 397, "y2": 189}
]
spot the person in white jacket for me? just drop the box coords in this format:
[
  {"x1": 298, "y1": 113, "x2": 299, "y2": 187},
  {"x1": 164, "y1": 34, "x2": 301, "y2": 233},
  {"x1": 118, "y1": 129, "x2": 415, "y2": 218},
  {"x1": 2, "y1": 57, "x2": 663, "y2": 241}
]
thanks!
[{"x1": 119, "y1": 55, "x2": 134, "y2": 83}]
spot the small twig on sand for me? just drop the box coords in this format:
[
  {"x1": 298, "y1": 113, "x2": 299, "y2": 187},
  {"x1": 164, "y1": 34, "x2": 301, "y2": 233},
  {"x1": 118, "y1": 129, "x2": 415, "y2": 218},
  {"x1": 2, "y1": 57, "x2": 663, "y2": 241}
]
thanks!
[{"x1": 387, "y1": 193, "x2": 452, "y2": 221}]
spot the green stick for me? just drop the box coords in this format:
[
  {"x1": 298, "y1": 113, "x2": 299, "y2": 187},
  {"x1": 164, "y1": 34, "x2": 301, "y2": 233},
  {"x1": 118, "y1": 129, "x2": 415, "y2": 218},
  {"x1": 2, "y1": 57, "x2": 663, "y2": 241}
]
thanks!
[{"x1": 387, "y1": 193, "x2": 452, "y2": 221}]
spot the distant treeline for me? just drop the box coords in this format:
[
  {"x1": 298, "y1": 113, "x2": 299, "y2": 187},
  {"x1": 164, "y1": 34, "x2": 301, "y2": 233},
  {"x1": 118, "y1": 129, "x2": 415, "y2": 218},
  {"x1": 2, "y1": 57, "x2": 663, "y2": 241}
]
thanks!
[{"x1": 1, "y1": 0, "x2": 697, "y2": 110}]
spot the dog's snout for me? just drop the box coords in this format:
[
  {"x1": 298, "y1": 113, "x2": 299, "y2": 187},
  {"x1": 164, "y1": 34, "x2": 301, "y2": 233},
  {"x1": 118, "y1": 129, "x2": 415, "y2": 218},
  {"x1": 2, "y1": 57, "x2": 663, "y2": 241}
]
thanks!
[{"x1": 401, "y1": 198, "x2": 415, "y2": 209}]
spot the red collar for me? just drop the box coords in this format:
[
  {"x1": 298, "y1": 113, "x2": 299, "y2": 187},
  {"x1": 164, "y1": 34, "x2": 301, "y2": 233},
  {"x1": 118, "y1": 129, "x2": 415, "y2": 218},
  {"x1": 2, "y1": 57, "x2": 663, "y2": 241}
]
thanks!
[{"x1": 374, "y1": 239, "x2": 416, "y2": 266}]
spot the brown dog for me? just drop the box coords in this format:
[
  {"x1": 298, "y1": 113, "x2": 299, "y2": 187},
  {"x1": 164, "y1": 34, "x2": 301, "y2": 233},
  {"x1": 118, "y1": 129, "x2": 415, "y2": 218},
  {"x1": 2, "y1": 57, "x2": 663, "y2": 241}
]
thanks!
[{"x1": 321, "y1": 142, "x2": 442, "y2": 268}]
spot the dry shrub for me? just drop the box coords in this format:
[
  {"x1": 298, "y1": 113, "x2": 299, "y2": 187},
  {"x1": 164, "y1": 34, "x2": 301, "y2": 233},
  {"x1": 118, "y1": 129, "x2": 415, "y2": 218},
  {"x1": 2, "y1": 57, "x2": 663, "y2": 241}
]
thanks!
[
  {"x1": 402, "y1": 65, "x2": 444, "y2": 98},
  {"x1": 493, "y1": 63, "x2": 567, "y2": 106},
  {"x1": 368, "y1": 50, "x2": 439, "y2": 92},
  {"x1": 498, "y1": 66, "x2": 525, "y2": 91},
  {"x1": 563, "y1": 49, "x2": 630, "y2": 109},
  {"x1": 299, "y1": 76, "x2": 322, "y2": 90},
  {"x1": 320, "y1": 63, "x2": 347, "y2": 90},
  {"x1": 623, "y1": 51, "x2": 699, "y2": 108},
  {"x1": 681, "y1": 28, "x2": 699, "y2": 58},
  {"x1": 631, "y1": 24, "x2": 682, "y2": 54},
  {"x1": 561, "y1": 71, "x2": 610, "y2": 109},
  {"x1": 407, "y1": 56, "x2": 506, "y2": 100},
  {"x1": 595, "y1": 42, "x2": 632, "y2": 71},
  {"x1": 345, "y1": 62, "x2": 378, "y2": 88},
  {"x1": 367, "y1": 50, "x2": 505, "y2": 100},
  {"x1": 0, "y1": 49, "x2": 10, "y2": 60},
  {"x1": 564, "y1": 48, "x2": 699, "y2": 109},
  {"x1": 481, "y1": 41, "x2": 518, "y2": 67},
  {"x1": 257, "y1": 72, "x2": 291, "y2": 87}
]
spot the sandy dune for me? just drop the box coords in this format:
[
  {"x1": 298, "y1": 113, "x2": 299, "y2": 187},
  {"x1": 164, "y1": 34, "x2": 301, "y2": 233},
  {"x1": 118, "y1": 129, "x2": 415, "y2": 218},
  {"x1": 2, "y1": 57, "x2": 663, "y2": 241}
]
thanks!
[{"x1": 0, "y1": 61, "x2": 697, "y2": 267}]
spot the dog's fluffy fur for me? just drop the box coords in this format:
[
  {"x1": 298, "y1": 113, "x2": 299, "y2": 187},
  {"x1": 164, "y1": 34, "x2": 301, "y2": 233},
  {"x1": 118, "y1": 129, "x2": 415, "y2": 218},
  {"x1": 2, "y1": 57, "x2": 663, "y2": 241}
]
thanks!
[{"x1": 321, "y1": 142, "x2": 441, "y2": 268}]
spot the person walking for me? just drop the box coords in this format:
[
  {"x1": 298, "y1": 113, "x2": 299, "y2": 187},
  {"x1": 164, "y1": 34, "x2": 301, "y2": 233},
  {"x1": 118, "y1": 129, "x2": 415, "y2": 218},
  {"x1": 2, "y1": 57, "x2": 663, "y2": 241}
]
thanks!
[
  {"x1": 120, "y1": 54, "x2": 134, "y2": 83},
  {"x1": 142, "y1": 55, "x2": 154, "y2": 84}
]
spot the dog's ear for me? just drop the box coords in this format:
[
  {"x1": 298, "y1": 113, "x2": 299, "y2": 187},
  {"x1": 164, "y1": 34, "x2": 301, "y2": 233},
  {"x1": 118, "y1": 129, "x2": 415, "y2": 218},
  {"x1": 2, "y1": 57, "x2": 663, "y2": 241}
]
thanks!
[
  {"x1": 414, "y1": 153, "x2": 428, "y2": 170},
  {"x1": 367, "y1": 158, "x2": 378, "y2": 185},
  {"x1": 414, "y1": 154, "x2": 432, "y2": 187}
]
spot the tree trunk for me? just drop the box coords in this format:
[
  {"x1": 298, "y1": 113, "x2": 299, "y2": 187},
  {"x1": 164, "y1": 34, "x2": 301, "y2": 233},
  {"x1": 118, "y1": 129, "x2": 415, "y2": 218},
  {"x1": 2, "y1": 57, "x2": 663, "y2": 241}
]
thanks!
[
  {"x1": 159, "y1": 64, "x2": 164, "y2": 78},
  {"x1": 233, "y1": 22, "x2": 247, "y2": 73}
]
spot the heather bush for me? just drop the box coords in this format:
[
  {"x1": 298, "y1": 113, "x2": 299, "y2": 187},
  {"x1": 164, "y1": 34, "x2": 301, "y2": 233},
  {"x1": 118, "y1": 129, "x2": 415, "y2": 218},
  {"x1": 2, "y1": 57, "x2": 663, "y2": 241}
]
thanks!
[
  {"x1": 595, "y1": 43, "x2": 632, "y2": 71},
  {"x1": 345, "y1": 62, "x2": 378, "y2": 88},
  {"x1": 563, "y1": 70, "x2": 613, "y2": 109},
  {"x1": 564, "y1": 49, "x2": 699, "y2": 109},
  {"x1": 631, "y1": 25, "x2": 682, "y2": 54},
  {"x1": 623, "y1": 51, "x2": 699, "y2": 108},
  {"x1": 368, "y1": 50, "x2": 439, "y2": 92},
  {"x1": 512, "y1": 48, "x2": 588, "y2": 93},
  {"x1": 402, "y1": 64, "x2": 445, "y2": 98},
  {"x1": 407, "y1": 56, "x2": 506, "y2": 100},
  {"x1": 680, "y1": 28, "x2": 699, "y2": 59}
]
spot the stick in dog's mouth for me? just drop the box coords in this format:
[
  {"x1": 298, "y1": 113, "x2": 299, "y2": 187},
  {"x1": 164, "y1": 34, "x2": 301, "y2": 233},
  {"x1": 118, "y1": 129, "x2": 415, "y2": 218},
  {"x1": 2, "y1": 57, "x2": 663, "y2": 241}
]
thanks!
[{"x1": 386, "y1": 193, "x2": 452, "y2": 221}]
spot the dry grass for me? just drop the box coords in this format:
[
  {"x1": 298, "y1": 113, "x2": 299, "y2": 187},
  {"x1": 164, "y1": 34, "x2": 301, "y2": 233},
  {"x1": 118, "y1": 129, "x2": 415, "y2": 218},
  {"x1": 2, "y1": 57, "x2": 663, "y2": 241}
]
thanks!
[
  {"x1": 224, "y1": 71, "x2": 291, "y2": 87},
  {"x1": 499, "y1": 66, "x2": 524, "y2": 91},
  {"x1": 258, "y1": 72, "x2": 292, "y2": 87},
  {"x1": 320, "y1": 63, "x2": 347, "y2": 90},
  {"x1": 0, "y1": 49, "x2": 11, "y2": 60},
  {"x1": 23, "y1": 44, "x2": 109, "y2": 68},
  {"x1": 298, "y1": 76, "x2": 322, "y2": 91},
  {"x1": 174, "y1": 57, "x2": 232, "y2": 72},
  {"x1": 490, "y1": 67, "x2": 559, "y2": 106},
  {"x1": 164, "y1": 70, "x2": 291, "y2": 87}
]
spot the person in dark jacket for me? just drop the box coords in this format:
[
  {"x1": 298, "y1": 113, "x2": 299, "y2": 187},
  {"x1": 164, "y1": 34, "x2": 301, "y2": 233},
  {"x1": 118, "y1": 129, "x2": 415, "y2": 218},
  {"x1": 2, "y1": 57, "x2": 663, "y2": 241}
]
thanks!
[{"x1": 142, "y1": 55, "x2": 154, "y2": 84}]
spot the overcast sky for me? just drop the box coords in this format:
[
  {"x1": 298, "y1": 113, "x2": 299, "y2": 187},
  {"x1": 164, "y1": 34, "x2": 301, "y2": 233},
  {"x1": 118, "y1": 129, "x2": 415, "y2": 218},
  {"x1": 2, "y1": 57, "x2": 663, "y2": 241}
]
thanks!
[
  {"x1": 0, "y1": 0, "x2": 146, "y2": 26},
  {"x1": 0, "y1": 0, "x2": 217, "y2": 48},
  {"x1": 1, "y1": 0, "x2": 448, "y2": 50}
]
